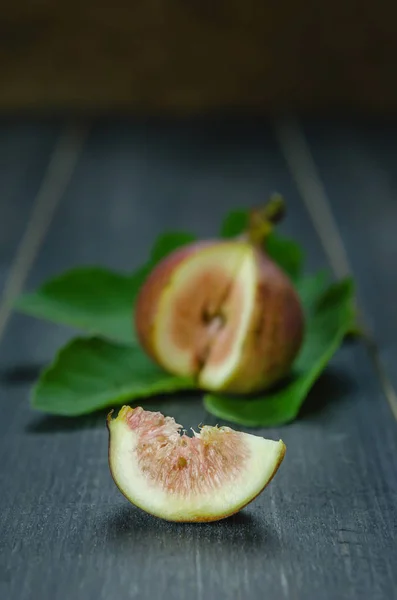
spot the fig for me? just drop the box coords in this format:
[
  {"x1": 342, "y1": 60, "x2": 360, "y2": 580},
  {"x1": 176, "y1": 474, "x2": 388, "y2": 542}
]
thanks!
[
  {"x1": 107, "y1": 405, "x2": 286, "y2": 522},
  {"x1": 135, "y1": 197, "x2": 304, "y2": 394}
]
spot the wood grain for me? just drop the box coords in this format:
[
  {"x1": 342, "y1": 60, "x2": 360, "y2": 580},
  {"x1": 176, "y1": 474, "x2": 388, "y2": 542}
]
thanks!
[
  {"x1": 0, "y1": 121, "x2": 59, "y2": 292},
  {"x1": 303, "y1": 119, "x2": 397, "y2": 407},
  {"x1": 0, "y1": 118, "x2": 396, "y2": 600}
]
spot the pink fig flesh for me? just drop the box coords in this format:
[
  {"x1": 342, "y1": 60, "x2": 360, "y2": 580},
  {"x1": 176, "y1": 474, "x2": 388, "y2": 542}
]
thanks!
[{"x1": 107, "y1": 406, "x2": 286, "y2": 522}]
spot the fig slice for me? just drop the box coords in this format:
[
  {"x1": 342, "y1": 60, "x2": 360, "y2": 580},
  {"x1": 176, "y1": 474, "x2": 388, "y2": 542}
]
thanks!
[{"x1": 107, "y1": 405, "x2": 286, "y2": 522}]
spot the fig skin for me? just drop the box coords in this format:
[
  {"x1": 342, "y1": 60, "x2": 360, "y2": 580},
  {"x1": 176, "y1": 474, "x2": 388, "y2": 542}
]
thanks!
[
  {"x1": 209, "y1": 245, "x2": 304, "y2": 393},
  {"x1": 134, "y1": 200, "x2": 305, "y2": 394}
]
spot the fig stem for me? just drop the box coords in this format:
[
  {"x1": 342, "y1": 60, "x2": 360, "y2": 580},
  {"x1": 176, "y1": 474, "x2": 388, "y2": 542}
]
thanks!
[{"x1": 246, "y1": 194, "x2": 286, "y2": 246}]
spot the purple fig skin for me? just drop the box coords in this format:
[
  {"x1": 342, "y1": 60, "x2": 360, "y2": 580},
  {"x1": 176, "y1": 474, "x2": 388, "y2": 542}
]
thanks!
[{"x1": 216, "y1": 245, "x2": 304, "y2": 393}]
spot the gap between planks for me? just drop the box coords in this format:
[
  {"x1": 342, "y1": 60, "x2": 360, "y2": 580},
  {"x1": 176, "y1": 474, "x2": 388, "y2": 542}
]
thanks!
[
  {"x1": 274, "y1": 117, "x2": 397, "y2": 422},
  {"x1": 0, "y1": 123, "x2": 89, "y2": 348}
]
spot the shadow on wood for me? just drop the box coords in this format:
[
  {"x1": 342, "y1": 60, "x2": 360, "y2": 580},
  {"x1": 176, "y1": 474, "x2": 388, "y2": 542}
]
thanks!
[
  {"x1": 101, "y1": 503, "x2": 280, "y2": 552},
  {"x1": 298, "y1": 364, "x2": 356, "y2": 421}
]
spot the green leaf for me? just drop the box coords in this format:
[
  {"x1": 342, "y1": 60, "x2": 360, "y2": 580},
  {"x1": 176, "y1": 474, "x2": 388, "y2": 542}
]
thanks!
[
  {"x1": 14, "y1": 267, "x2": 149, "y2": 345},
  {"x1": 204, "y1": 277, "x2": 355, "y2": 427},
  {"x1": 17, "y1": 203, "x2": 357, "y2": 425},
  {"x1": 33, "y1": 337, "x2": 196, "y2": 416},
  {"x1": 265, "y1": 233, "x2": 303, "y2": 281},
  {"x1": 150, "y1": 232, "x2": 196, "y2": 263},
  {"x1": 220, "y1": 210, "x2": 248, "y2": 238},
  {"x1": 295, "y1": 269, "x2": 331, "y2": 312},
  {"x1": 14, "y1": 233, "x2": 196, "y2": 344}
]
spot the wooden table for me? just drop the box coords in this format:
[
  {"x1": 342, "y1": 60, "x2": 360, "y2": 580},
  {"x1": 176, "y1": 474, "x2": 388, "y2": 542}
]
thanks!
[{"x1": 1, "y1": 116, "x2": 396, "y2": 599}]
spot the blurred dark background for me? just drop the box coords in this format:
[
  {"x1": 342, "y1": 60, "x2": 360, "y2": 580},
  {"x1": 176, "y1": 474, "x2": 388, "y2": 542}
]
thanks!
[{"x1": 1, "y1": 1, "x2": 397, "y2": 117}]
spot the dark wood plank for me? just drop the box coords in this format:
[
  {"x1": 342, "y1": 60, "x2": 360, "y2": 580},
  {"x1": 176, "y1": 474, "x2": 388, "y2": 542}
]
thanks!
[
  {"x1": 0, "y1": 120, "x2": 60, "y2": 291},
  {"x1": 303, "y1": 119, "x2": 397, "y2": 395},
  {"x1": 1, "y1": 119, "x2": 396, "y2": 600}
]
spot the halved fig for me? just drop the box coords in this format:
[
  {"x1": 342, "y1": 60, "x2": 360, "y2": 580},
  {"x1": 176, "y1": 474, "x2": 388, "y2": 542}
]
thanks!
[
  {"x1": 107, "y1": 406, "x2": 286, "y2": 522},
  {"x1": 134, "y1": 200, "x2": 304, "y2": 395}
]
